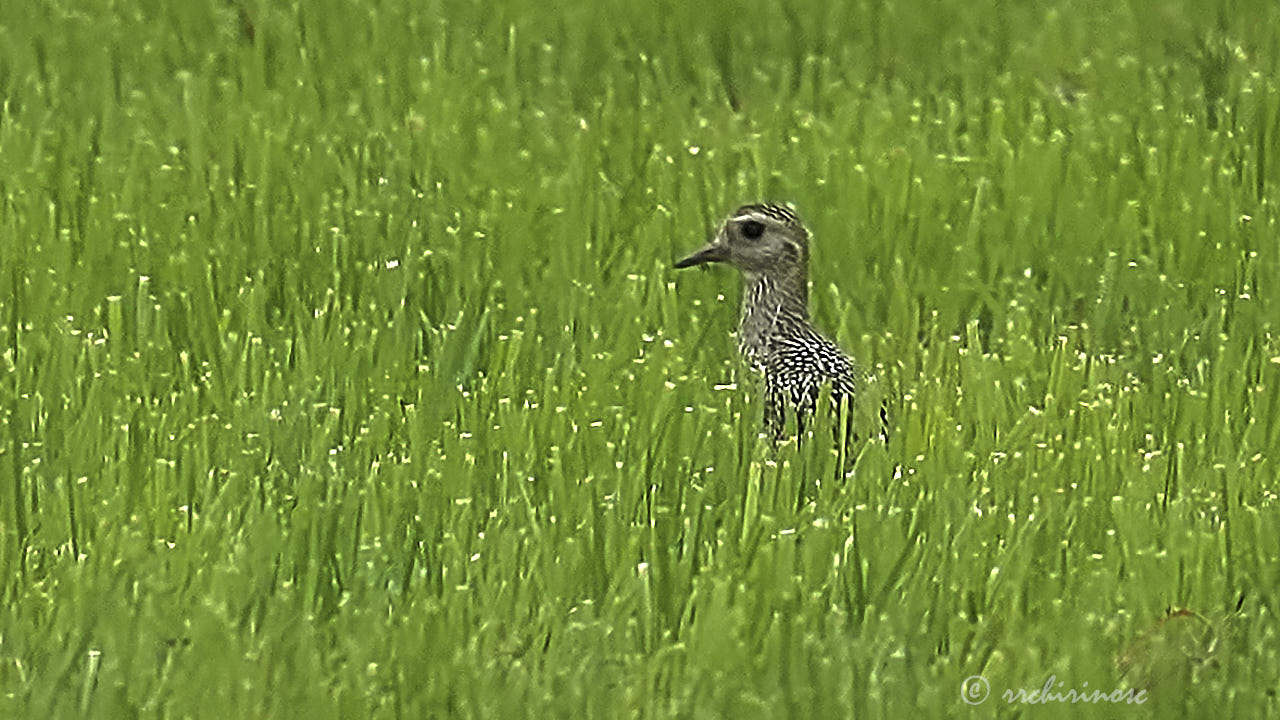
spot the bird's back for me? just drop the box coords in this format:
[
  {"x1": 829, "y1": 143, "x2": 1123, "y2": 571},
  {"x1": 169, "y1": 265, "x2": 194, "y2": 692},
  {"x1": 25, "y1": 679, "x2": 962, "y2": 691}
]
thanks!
[{"x1": 758, "y1": 317, "x2": 861, "y2": 438}]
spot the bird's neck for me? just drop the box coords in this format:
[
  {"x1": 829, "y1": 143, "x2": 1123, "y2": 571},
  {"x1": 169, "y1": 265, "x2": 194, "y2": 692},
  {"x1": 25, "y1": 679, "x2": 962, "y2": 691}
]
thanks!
[{"x1": 738, "y1": 269, "x2": 810, "y2": 359}]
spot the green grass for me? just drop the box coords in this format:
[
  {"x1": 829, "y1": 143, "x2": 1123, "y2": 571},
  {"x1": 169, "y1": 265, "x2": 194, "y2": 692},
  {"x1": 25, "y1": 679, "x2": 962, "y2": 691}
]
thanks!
[{"x1": 2, "y1": 0, "x2": 1279, "y2": 717}]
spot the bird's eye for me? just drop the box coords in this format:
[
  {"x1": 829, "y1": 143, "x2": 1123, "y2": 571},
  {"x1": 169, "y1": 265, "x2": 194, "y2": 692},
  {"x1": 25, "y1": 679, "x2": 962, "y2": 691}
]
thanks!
[{"x1": 740, "y1": 220, "x2": 765, "y2": 239}]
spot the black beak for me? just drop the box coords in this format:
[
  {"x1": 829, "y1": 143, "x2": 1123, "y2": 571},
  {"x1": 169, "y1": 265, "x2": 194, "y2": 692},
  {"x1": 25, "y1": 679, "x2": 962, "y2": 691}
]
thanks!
[{"x1": 673, "y1": 243, "x2": 728, "y2": 269}]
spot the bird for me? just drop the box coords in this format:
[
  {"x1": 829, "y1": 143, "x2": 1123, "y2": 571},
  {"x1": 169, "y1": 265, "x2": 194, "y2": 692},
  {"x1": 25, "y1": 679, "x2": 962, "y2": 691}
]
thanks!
[{"x1": 673, "y1": 202, "x2": 887, "y2": 445}]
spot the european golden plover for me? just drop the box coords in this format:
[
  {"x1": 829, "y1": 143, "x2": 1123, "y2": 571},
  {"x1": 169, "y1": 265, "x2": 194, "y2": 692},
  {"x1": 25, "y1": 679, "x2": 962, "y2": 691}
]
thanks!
[{"x1": 675, "y1": 203, "x2": 887, "y2": 444}]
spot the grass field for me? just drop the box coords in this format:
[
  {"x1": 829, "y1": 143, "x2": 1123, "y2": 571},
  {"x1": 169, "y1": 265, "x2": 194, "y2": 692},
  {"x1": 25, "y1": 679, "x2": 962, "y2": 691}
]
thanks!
[{"x1": 2, "y1": 0, "x2": 1279, "y2": 717}]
